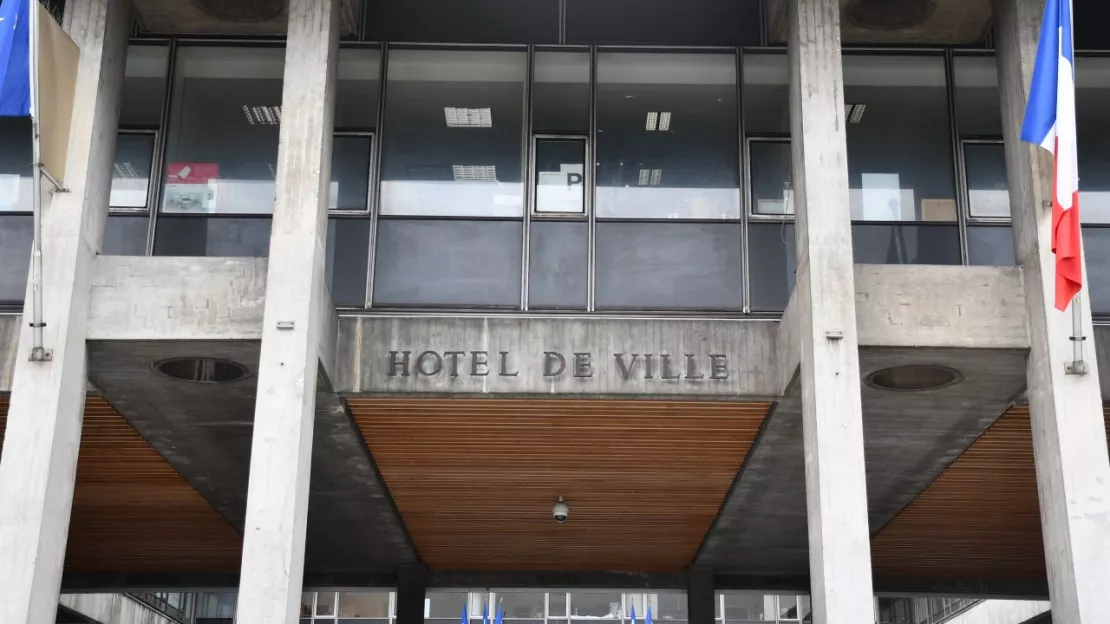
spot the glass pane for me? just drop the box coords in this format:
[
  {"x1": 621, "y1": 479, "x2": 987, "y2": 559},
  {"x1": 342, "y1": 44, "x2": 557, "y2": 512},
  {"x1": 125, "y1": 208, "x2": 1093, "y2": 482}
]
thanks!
[
  {"x1": 380, "y1": 49, "x2": 526, "y2": 217},
  {"x1": 498, "y1": 592, "x2": 545, "y2": 620},
  {"x1": 843, "y1": 56, "x2": 957, "y2": 222},
  {"x1": 533, "y1": 52, "x2": 590, "y2": 135},
  {"x1": 748, "y1": 221, "x2": 795, "y2": 313},
  {"x1": 154, "y1": 216, "x2": 272, "y2": 257},
  {"x1": 1077, "y1": 57, "x2": 1110, "y2": 224},
  {"x1": 749, "y1": 140, "x2": 793, "y2": 216},
  {"x1": 570, "y1": 592, "x2": 622, "y2": 618},
  {"x1": 652, "y1": 593, "x2": 686, "y2": 621},
  {"x1": 596, "y1": 52, "x2": 740, "y2": 220},
  {"x1": 373, "y1": 219, "x2": 522, "y2": 307},
  {"x1": 851, "y1": 223, "x2": 962, "y2": 265},
  {"x1": 595, "y1": 222, "x2": 743, "y2": 310},
  {"x1": 0, "y1": 214, "x2": 31, "y2": 303},
  {"x1": 777, "y1": 596, "x2": 798, "y2": 620},
  {"x1": 195, "y1": 593, "x2": 237, "y2": 619},
  {"x1": 953, "y1": 56, "x2": 1002, "y2": 138},
  {"x1": 339, "y1": 591, "x2": 391, "y2": 618},
  {"x1": 162, "y1": 47, "x2": 285, "y2": 215},
  {"x1": 337, "y1": 48, "x2": 382, "y2": 130},
  {"x1": 326, "y1": 217, "x2": 370, "y2": 307},
  {"x1": 318, "y1": 592, "x2": 337, "y2": 616},
  {"x1": 111, "y1": 133, "x2": 156, "y2": 209},
  {"x1": 0, "y1": 116, "x2": 32, "y2": 213},
  {"x1": 428, "y1": 591, "x2": 471, "y2": 619},
  {"x1": 565, "y1": 0, "x2": 760, "y2": 46},
  {"x1": 1083, "y1": 227, "x2": 1110, "y2": 315},
  {"x1": 798, "y1": 597, "x2": 810, "y2": 622},
  {"x1": 964, "y1": 142, "x2": 1010, "y2": 218},
  {"x1": 121, "y1": 44, "x2": 169, "y2": 127},
  {"x1": 743, "y1": 53, "x2": 789, "y2": 136},
  {"x1": 535, "y1": 139, "x2": 586, "y2": 214},
  {"x1": 550, "y1": 594, "x2": 568, "y2": 617},
  {"x1": 301, "y1": 593, "x2": 315, "y2": 617},
  {"x1": 721, "y1": 593, "x2": 771, "y2": 622},
  {"x1": 104, "y1": 215, "x2": 149, "y2": 256},
  {"x1": 332, "y1": 135, "x2": 372, "y2": 211},
  {"x1": 529, "y1": 220, "x2": 587, "y2": 309}
]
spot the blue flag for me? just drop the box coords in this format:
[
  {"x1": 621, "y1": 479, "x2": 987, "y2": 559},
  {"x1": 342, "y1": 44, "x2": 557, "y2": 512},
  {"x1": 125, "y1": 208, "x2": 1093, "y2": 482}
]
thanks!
[
  {"x1": 461, "y1": 602, "x2": 469, "y2": 624},
  {"x1": 646, "y1": 605, "x2": 652, "y2": 624},
  {"x1": 482, "y1": 601, "x2": 489, "y2": 624},
  {"x1": 494, "y1": 602, "x2": 503, "y2": 624},
  {"x1": 0, "y1": 0, "x2": 31, "y2": 116},
  {"x1": 629, "y1": 604, "x2": 637, "y2": 624}
]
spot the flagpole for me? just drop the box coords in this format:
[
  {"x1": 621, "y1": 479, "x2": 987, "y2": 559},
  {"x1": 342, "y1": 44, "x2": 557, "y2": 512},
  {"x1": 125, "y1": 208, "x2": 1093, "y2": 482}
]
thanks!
[{"x1": 27, "y1": 0, "x2": 47, "y2": 362}]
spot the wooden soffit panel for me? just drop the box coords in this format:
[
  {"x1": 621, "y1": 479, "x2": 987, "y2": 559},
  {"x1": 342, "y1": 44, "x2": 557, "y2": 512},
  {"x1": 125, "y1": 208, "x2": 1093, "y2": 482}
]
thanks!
[
  {"x1": 352, "y1": 398, "x2": 770, "y2": 572},
  {"x1": 871, "y1": 406, "x2": 1110, "y2": 580},
  {"x1": 0, "y1": 396, "x2": 242, "y2": 573}
]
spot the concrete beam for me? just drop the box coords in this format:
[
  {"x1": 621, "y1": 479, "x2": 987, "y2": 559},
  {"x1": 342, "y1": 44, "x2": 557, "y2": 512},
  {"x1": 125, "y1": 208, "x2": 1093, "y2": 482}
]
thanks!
[
  {"x1": 993, "y1": 0, "x2": 1110, "y2": 621},
  {"x1": 0, "y1": 1, "x2": 130, "y2": 622},
  {"x1": 787, "y1": 1, "x2": 876, "y2": 623},
  {"x1": 234, "y1": 0, "x2": 340, "y2": 621}
]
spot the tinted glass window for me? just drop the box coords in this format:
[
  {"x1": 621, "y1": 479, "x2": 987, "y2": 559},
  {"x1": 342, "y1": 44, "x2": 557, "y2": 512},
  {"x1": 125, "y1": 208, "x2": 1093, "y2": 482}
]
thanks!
[
  {"x1": 0, "y1": 117, "x2": 32, "y2": 212},
  {"x1": 533, "y1": 51, "x2": 590, "y2": 135},
  {"x1": 379, "y1": 49, "x2": 526, "y2": 217},
  {"x1": 964, "y1": 142, "x2": 1010, "y2": 218},
  {"x1": 843, "y1": 56, "x2": 957, "y2": 223},
  {"x1": 953, "y1": 55, "x2": 1002, "y2": 138},
  {"x1": 595, "y1": 52, "x2": 740, "y2": 220},
  {"x1": 743, "y1": 53, "x2": 789, "y2": 136},
  {"x1": 565, "y1": 0, "x2": 760, "y2": 46},
  {"x1": 111, "y1": 132, "x2": 156, "y2": 210},
  {"x1": 336, "y1": 48, "x2": 382, "y2": 130},
  {"x1": 364, "y1": 0, "x2": 559, "y2": 44},
  {"x1": 1077, "y1": 57, "x2": 1110, "y2": 223},
  {"x1": 162, "y1": 47, "x2": 285, "y2": 216},
  {"x1": 120, "y1": 44, "x2": 169, "y2": 128},
  {"x1": 749, "y1": 140, "x2": 793, "y2": 216}
]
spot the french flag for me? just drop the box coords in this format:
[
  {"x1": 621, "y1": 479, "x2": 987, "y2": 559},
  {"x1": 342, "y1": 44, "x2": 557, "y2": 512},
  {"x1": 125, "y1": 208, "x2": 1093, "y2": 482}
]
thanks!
[{"x1": 1021, "y1": 0, "x2": 1082, "y2": 311}]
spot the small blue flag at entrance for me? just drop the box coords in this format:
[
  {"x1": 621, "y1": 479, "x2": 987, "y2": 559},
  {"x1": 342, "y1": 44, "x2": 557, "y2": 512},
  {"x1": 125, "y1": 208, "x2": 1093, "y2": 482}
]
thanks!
[
  {"x1": 462, "y1": 602, "x2": 469, "y2": 624},
  {"x1": 483, "y1": 601, "x2": 490, "y2": 624},
  {"x1": 646, "y1": 605, "x2": 652, "y2": 624},
  {"x1": 494, "y1": 602, "x2": 503, "y2": 624},
  {"x1": 0, "y1": 0, "x2": 31, "y2": 116},
  {"x1": 629, "y1": 604, "x2": 637, "y2": 624}
]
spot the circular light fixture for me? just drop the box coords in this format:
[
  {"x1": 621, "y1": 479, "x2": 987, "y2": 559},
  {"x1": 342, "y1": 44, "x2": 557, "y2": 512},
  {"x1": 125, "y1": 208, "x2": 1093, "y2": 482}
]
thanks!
[
  {"x1": 192, "y1": 0, "x2": 284, "y2": 22},
  {"x1": 865, "y1": 364, "x2": 962, "y2": 392},
  {"x1": 154, "y1": 357, "x2": 250, "y2": 384},
  {"x1": 846, "y1": 0, "x2": 936, "y2": 30}
]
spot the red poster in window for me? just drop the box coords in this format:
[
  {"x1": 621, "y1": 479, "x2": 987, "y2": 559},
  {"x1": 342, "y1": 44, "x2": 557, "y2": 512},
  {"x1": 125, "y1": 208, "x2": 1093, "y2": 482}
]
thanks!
[{"x1": 165, "y1": 162, "x2": 219, "y2": 184}]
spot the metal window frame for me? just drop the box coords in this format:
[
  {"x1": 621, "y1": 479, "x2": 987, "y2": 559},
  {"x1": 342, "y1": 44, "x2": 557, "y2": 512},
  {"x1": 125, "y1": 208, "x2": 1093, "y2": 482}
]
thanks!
[
  {"x1": 529, "y1": 134, "x2": 590, "y2": 219},
  {"x1": 960, "y1": 137, "x2": 1012, "y2": 224},
  {"x1": 109, "y1": 128, "x2": 160, "y2": 214},
  {"x1": 744, "y1": 135, "x2": 794, "y2": 223}
]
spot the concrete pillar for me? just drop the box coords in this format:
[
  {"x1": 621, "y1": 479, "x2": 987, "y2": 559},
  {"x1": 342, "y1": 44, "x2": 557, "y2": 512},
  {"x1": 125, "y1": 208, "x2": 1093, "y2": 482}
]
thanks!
[
  {"x1": 786, "y1": 1, "x2": 876, "y2": 623},
  {"x1": 993, "y1": 0, "x2": 1110, "y2": 621},
  {"x1": 0, "y1": 0, "x2": 130, "y2": 622},
  {"x1": 396, "y1": 567, "x2": 427, "y2": 624},
  {"x1": 233, "y1": 0, "x2": 339, "y2": 621},
  {"x1": 686, "y1": 568, "x2": 715, "y2": 624}
]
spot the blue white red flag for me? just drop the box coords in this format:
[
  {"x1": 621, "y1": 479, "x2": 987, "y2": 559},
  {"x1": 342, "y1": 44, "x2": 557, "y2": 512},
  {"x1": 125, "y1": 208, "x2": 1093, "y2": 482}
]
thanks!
[
  {"x1": 0, "y1": 0, "x2": 31, "y2": 116},
  {"x1": 1021, "y1": 0, "x2": 1082, "y2": 311}
]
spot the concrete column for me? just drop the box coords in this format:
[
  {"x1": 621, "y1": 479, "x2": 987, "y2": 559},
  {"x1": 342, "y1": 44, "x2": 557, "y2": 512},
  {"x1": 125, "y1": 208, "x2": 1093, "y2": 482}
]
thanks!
[
  {"x1": 396, "y1": 567, "x2": 427, "y2": 624},
  {"x1": 993, "y1": 0, "x2": 1110, "y2": 621},
  {"x1": 233, "y1": 0, "x2": 339, "y2": 621},
  {"x1": 0, "y1": 0, "x2": 130, "y2": 622},
  {"x1": 787, "y1": 1, "x2": 876, "y2": 623},
  {"x1": 686, "y1": 568, "x2": 715, "y2": 624}
]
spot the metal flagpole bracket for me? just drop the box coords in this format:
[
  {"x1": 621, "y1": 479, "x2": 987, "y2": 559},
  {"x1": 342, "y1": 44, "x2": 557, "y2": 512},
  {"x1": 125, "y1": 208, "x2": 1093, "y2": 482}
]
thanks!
[
  {"x1": 1065, "y1": 294, "x2": 1089, "y2": 376},
  {"x1": 36, "y1": 161, "x2": 68, "y2": 194}
]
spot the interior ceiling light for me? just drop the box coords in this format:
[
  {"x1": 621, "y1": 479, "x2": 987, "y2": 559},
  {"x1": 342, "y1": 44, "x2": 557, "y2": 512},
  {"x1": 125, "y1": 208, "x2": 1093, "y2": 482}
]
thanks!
[
  {"x1": 445, "y1": 107, "x2": 493, "y2": 128},
  {"x1": 846, "y1": 0, "x2": 936, "y2": 30},
  {"x1": 192, "y1": 0, "x2": 285, "y2": 22},
  {"x1": 112, "y1": 162, "x2": 138, "y2": 179},
  {"x1": 452, "y1": 165, "x2": 498, "y2": 182},
  {"x1": 243, "y1": 105, "x2": 281, "y2": 125},
  {"x1": 848, "y1": 104, "x2": 867, "y2": 124},
  {"x1": 645, "y1": 111, "x2": 659, "y2": 131},
  {"x1": 865, "y1": 364, "x2": 962, "y2": 392},
  {"x1": 658, "y1": 111, "x2": 672, "y2": 132},
  {"x1": 638, "y1": 168, "x2": 663, "y2": 186},
  {"x1": 154, "y1": 357, "x2": 250, "y2": 385}
]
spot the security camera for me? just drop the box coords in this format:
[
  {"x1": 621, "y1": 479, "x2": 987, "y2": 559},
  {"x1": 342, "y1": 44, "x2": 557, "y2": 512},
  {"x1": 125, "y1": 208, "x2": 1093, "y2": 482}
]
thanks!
[{"x1": 553, "y1": 497, "x2": 569, "y2": 523}]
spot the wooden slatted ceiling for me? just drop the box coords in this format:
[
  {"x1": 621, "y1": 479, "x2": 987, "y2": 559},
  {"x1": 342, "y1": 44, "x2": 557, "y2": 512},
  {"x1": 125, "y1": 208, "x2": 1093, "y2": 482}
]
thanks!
[
  {"x1": 350, "y1": 398, "x2": 770, "y2": 572},
  {"x1": 0, "y1": 396, "x2": 242, "y2": 573},
  {"x1": 872, "y1": 406, "x2": 1110, "y2": 579}
]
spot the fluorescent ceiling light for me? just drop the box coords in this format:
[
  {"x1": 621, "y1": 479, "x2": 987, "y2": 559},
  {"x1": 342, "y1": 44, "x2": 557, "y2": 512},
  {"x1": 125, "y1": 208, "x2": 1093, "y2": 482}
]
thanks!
[
  {"x1": 638, "y1": 168, "x2": 663, "y2": 186},
  {"x1": 658, "y1": 112, "x2": 672, "y2": 132},
  {"x1": 845, "y1": 103, "x2": 866, "y2": 124},
  {"x1": 112, "y1": 162, "x2": 138, "y2": 179},
  {"x1": 445, "y1": 107, "x2": 493, "y2": 128},
  {"x1": 243, "y1": 105, "x2": 282, "y2": 125},
  {"x1": 645, "y1": 111, "x2": 658, "y2": 131},
  {"x1": 452, "y1": 165, "x2": 498, "y2": 182}
]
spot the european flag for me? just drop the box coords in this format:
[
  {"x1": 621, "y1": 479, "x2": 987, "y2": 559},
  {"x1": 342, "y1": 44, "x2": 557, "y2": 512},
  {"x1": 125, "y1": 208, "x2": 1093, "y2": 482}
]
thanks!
[
  {"x1": 494, "y1": 602, "x2": 503, "y2": 624},
  {"x1": 646, "y1": 605, "x2": 652, "y2": 624},
  {"x1": 0, "y1": 0, "x2": 31, "y2": 116},
  {"x1": 483, "y1": 601, "x2": 490, "y2": 624},
  {"x1": 629, "y1": 604, "x2": 637, "y2": 624},
  {"x1": 461, "y1": 602, "x2": 469, "y2": 624}
]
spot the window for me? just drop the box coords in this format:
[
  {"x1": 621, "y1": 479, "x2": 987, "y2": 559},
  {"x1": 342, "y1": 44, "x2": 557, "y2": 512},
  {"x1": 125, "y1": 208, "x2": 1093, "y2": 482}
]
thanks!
[
  {"x1": 593, "y1": 52, "x2": 742, "y2": 311},
  {"x1": 569, "y1": 592, "x2": 623, "y2": 618},
  {"x1": 338, "y1": 591, "x2": 391, "y2": 622},
  {"x1": 373, "y1": 48, "x2": 526, "y2": 308},
  {"x1": 154, "y1": 46, "x2": 380, "y2": 308}
]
